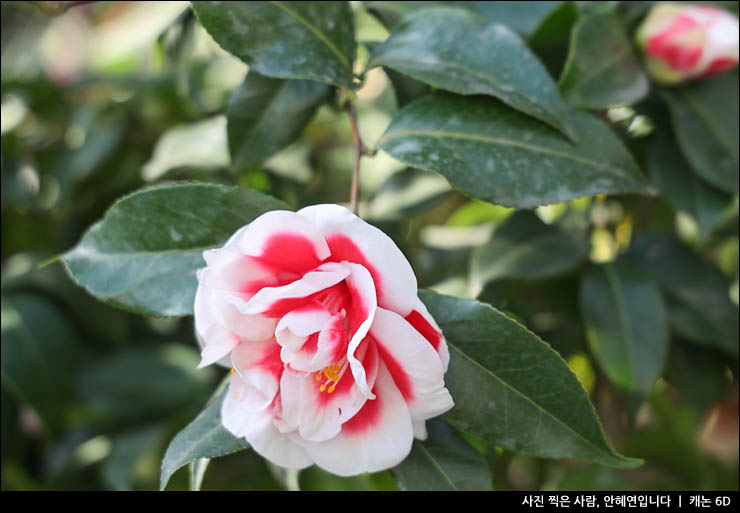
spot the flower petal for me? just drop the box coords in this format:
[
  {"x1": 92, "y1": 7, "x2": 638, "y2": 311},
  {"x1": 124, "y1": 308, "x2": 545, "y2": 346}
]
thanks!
[
  {"x1": 275, "y1": 302, "x2": 332, "y2": 372},
  {"x1": 279, "y1": 339, "x2": 380, "y2": 443},
  {"x1": 221, "y1": 378, "x2": 313, "y2": 470},
  {"x1": 371, "y1": 307, "x2": 454, "y2": 421},
  {"x1": 196, "y1": 322, "x2": 240, "y2": 369},
  {"x1": 230, "y1": 338, "x2": 284, "y2": 410},
  {"x1": 295, "y1": 361, "x2": 413, "y2": 476},
  {"x1": 240, "y1": 262, "x2": 350, "y2": 317},
  {"x1": 297, "y1": 204, "x2": 418, "y2": 316},
  {"x1": 224, "y1": 210, "x2": 331, "y2": 275},
  {"x1": 343, "y1": 262, "x2": 378, "y2": 400},
  {"x1": 404, "y1": 297, "x2": 451, "y2": 372}
]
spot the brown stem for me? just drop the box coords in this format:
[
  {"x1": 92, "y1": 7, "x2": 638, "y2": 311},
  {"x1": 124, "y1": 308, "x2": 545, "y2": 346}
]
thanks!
[{"x1": 345, "y1": 100, "x2": 362, "y2": 215}]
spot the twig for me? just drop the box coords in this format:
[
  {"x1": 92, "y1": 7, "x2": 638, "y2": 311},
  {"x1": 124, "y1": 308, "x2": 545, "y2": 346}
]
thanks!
[{"x1": 345, "y1": 100, "x2": 363, "y2": 215}]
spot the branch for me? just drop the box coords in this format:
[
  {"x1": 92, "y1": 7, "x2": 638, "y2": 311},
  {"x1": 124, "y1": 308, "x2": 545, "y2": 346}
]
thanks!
[{"x1": 345, "y1": 100, "x2": 363, "y2": 215}]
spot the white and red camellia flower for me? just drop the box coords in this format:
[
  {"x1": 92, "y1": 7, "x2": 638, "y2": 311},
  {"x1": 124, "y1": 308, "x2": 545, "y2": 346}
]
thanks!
[
  {"x1": 636, "y1": 3, "x2": 739, "y2": 84},
  {"x1": 194, "y1": 204, "x2": 453, "y2": 476}
]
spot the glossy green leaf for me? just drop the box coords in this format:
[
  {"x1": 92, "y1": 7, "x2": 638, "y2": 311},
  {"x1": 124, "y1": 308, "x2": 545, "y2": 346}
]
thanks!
[
  {"x1": 470, "y1": 211, "x2": 588, "y2": 294},
  {"x1": 383, "y1": 67, "x2": 430, "y2": 108},
  {"x1": 368, "y1": 8, "x2": 575, "y2": 138},
  {"x1": 62, "y1": 183, "x2": 287, "y2": 317},
  {"x1": 160, "y1": 378, "x2": 250, "y2": 490},
  {"x1": 391, "y1": 417, "x2": 492, "y2": 491},
  {"x1": 660, "y1": 72, "x2": 739, "y2": 194},
  {"x1": 378, "y1": 92, "x2": 655, "y2": 208},
  {"x1": 228, "y1": 71, "x2": 330, "y2": 170},
  {"x1": 647, "y1": 131, "x2": 730, "y2": 236},
  {"x1": 80, "y1": 344, "x2": 214, "y2": 425},
  {"x1": 580, "y1": 260, "x2": 669, "y2": 394},
  {"x1": 365, "y1": 1, "x2": 457, "y2": 30},
  {"x1": 419, "y1": 290, "x2": 641, "y2": 468},
  {"x1": 1, "y1": 292, "x2": 79, "y2": 432},
  {"x1": 192, "y1": 1, "x2": 356, "y2": 88},
  {"x1": 558, "y1": 10, "x2": 649, "y2": 108},
  {"x1": 627, "y1": 234, "x2": 739, "y2": 358}
]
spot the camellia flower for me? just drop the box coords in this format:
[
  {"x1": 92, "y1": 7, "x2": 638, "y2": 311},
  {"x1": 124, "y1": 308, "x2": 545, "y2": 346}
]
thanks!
[
  {"x1": 635, "y1": 3, "x2": 739, "y2": 84},
  {"x1": 194, "y1": 204, "x2": 454, "y2": 476}
]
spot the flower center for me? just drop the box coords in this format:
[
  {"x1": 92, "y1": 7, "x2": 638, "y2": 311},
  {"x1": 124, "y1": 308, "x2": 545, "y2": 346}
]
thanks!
[{"x1": 315, "y1": 359, "x2": 349, "y2": 394}]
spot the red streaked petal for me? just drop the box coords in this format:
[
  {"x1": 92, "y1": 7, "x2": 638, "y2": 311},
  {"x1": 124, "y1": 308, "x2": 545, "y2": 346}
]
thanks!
[
  {"x1": 371, "y1": 307, "x2": 454, "y2": 422},
  {"x1": 240, "y1": 262, "x2": 350, "y2": 317},
  {"x1": 295, "y1": 362, "x2": 413, "y2": 476},
  {"x1": 405, "y1": 297, "x2": 450, "y2": 372},
  {"x1": 297, "y1": 204, "x2": 418, "y2": 316},
  {"x1": 225, "y1": 210, "x2": 330, "y2": 273},
  {"x1": 342, "y1": 262, "x2": 378, "y2": 400},
  {"x1": 230, "y1": 338, "x2": 284, "y2": 410}
]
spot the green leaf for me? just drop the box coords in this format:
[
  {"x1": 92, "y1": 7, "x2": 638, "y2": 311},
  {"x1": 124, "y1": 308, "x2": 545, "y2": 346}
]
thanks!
[
  {"x1": 580, "y1": 260, "x2": 669, "y2": 394},
  {"x1": 142, "y1": 116, "x2": 229, "y2": 182},
  {"x1": 1, "y1": 292, "x2": 79, "y2": 432},
  {"x1": 470, "y1": 211, "x2": 588, "y2": 295},
  {"x1": 383, "y1": 67, "x2": 430, "y2": 108},
  {"x1": 391, "y1": 417, "x2": 492, "y2": 490},
  {"x1": 627, "y1": 234, "x2": 739, "y2": 358},
  {"x1": 160, "y1": 378, "x2": 250, "y2": 490},
  {"x1": 368, "y1": 167, "x2": 452, "y2": 221},
  {"x1": 368, "y1": 8, "x2": 575, "y2": 139},
  {"x1": 647, "y1": 131, "x2": 730, "y2": 236},
  {"x1": 528, "y1": 1, "x2": 579, "y2": 78},
  {"x1": 558, "y1": 10, "x2": 649, "y2": 108},
  {"x1": 80, "y1": 344, "x2": 214, "y2": 425},
  {"x1": 378, "y1": 92, "x2": 655, "y2": 208},
  {"x1": 660, "y1": 72, "x2": 739, "y2": 195},
  {"x1": 62, "y1": 183, "x2": 287, "y2": 317},
  {"x1": 102, "y1": 425, "x2": 166, "y2": 491},
  {"x1": 191, "y1": 1, "x2": 356, "y2": 88},
  {"x1": 419, "y1": 290, "x2": 640, "y2": 468},
  {"x1": 228, "y1": 71, "x2": 330, "y2": 170}
]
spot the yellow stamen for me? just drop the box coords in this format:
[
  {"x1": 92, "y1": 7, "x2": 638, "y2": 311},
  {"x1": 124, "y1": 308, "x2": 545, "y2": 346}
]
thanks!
[
  {"x1": 230, "y1": 367, "x2": 235, "y2": 374},
  {"x1": 315, "y1": 373, "x2": 322, "y2": 381},
  {"x1": 320, "y1": 383, "x2": 327, "y2": 392},
  {"x1": 327, "y1": 385, "x2": 336, "y2": 394}
]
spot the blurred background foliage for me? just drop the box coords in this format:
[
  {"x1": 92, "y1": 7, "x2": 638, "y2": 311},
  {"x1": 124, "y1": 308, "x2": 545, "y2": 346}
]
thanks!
[{"x1": 1, "y1": 1, "x2": 738, "y2": 491}]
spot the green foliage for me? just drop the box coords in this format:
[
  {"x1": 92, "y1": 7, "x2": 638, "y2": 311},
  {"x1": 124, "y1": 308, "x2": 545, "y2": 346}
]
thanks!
[
  {"x1": 378, "y1": 92, "x2": 655, "y2": 207},
  {"x1": 160, "y1": 378, "x2": 250, "y2": 490},
  {"x1": 2, "y1": 0, "x2": 737, "y2": 492},
  {"x1": 420, "y1": 290, "x2": 641, "y2": 468},
  {"x1": 558, "y1": 9, "x2": 649, "y2": 108},
  {"x1": 62, "y1": 184, "x2": 287, "y2": 317},
  {"x1": 368, "y1": 7, "x2": 576, "y2": 138}
]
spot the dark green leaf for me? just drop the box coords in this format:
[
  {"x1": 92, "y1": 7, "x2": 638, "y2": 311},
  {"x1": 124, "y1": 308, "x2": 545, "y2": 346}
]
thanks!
[
  {"x1": 102, "y1": 425, "x2": 166, "y2": 491},
  {"x1": 62, "y1": 183, "x2": 287, "y2": 317},
  {"x1": 160, "y1": 378, "x2": 250, "y2": 490},
  {"x1": 419, "y1": 290, "x2": 640, "y2": 468},
  {"x1": 627, "y1": 234, "x2": 739, "y2": 358},
  {"x1": 192, "y1": 1, "x2": 356, "y2": 88},
  {"x1": 558, "y1": 10, "x2": 649, "y2": 108},
  {"x1": 378, "y1": 92, "x2": 655, "y2": 208},
  {"x1": 365, "y1": 1, "x2": 453, "y2": 30},
  {"x1": 647, "y1": 131, "x2": 730, "y2": 236},
  {"x1": 580, "y1": 260, "x2": 669, "y2": 394},
  {"x1": 528, "y1": 1, "x2": 579, "y2": 78},
  {"x1": 660, "y1": 72, "x2": 739, "y2": 195},
  {"x1": 228, "y1": 71, "x2": 330, "y2": 170},
  {"x1": 383, "y1": 67, "x2": 430, "y2": 108},
  {"x1": 471, "y1": 211, "x2": 588, "y2": 294},
  {"x1": 368, "y1": 8, "x2": 575, "y2": 138},
  {"x1": 391, "y1": 417, "x2": 492, "y2": 491},
  {"x1": 1, "y1": 292, "x2": 79, "y2": 432},
  {"x1": 79, "y1": 344, "x2": 214, "y2": 425}
]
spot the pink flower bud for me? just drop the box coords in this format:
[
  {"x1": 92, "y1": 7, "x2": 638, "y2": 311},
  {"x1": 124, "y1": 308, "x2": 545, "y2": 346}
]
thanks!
[{"x1": 636, "y1": 3, "x2": 739, "y2": 84}]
